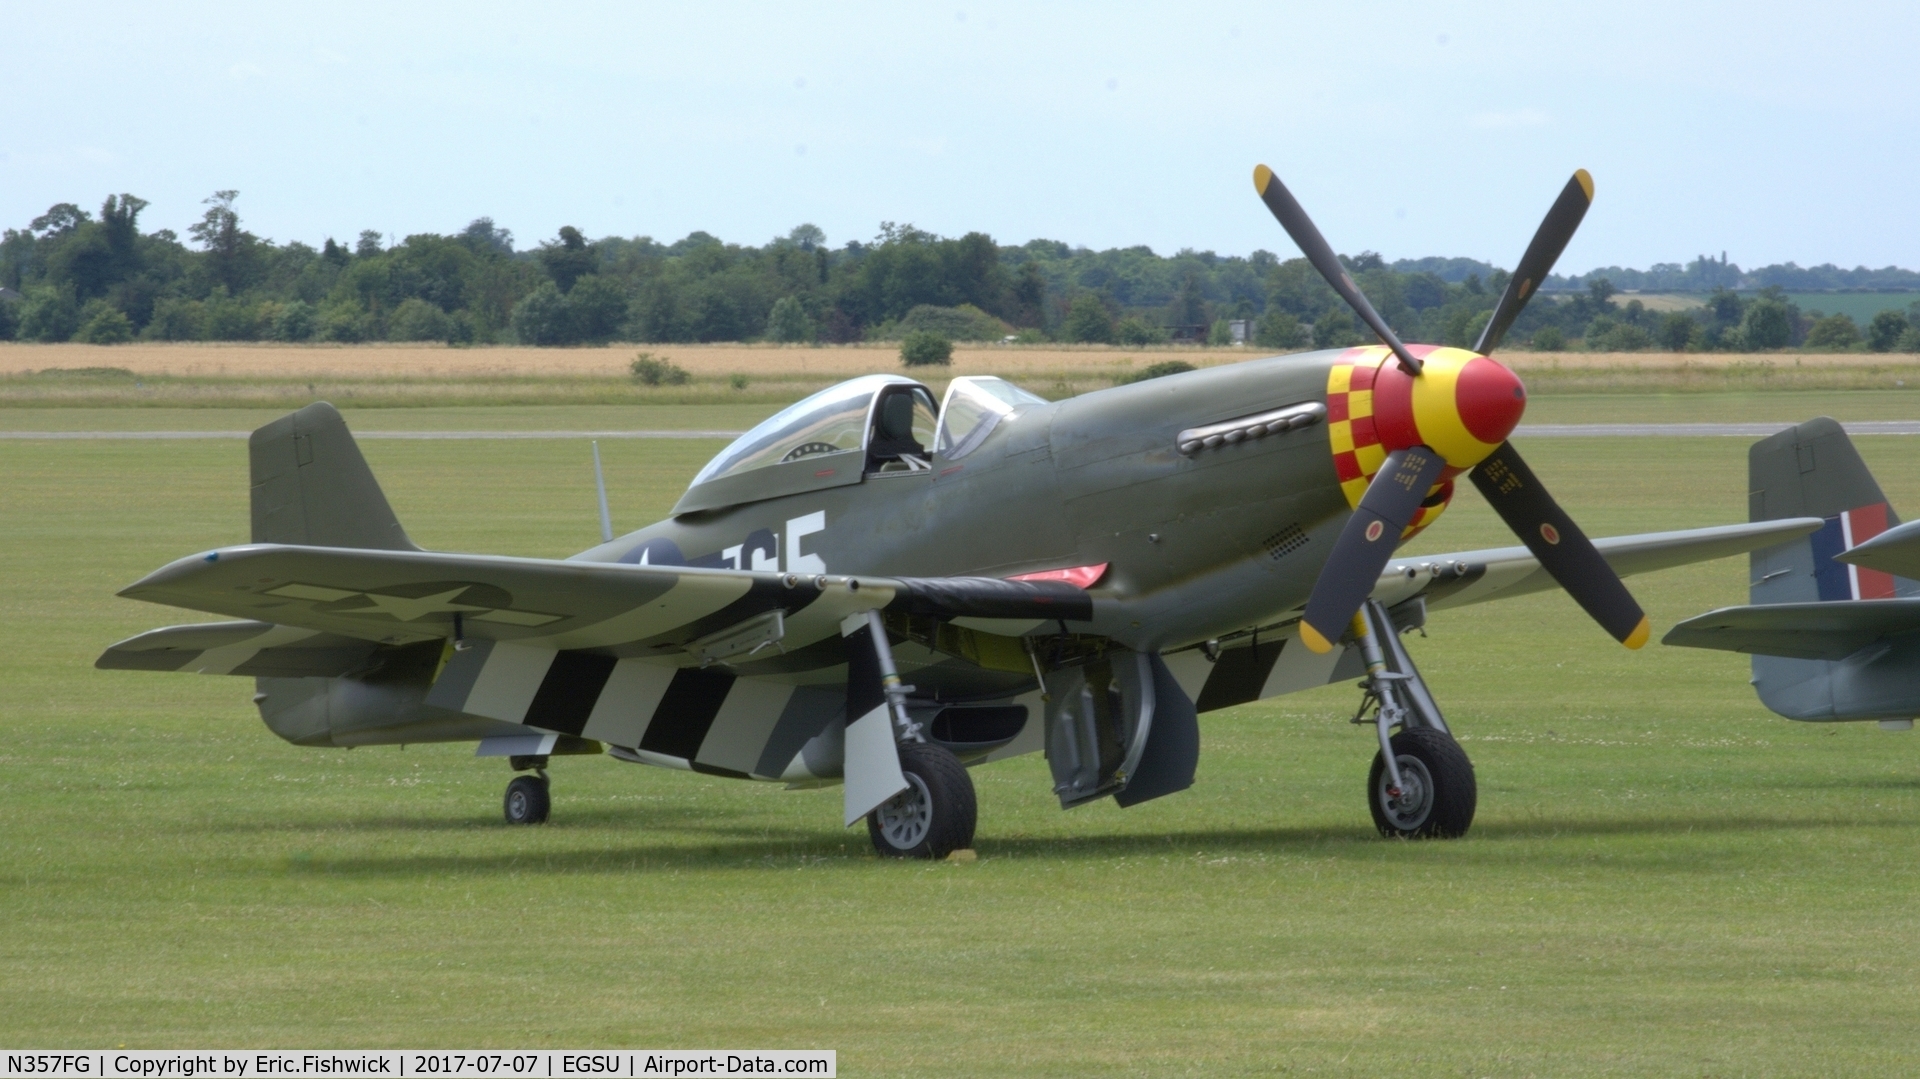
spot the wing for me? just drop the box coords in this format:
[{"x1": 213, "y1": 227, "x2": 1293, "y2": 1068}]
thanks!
[
  {"x1": 1158, "y1": 517, "x2": 1827, "y2": 715},
  {"x1": 113, "y1": 543, "x2": 1092, "y2": 660},
  {"x1": 1663, "y1": 599, "x2": 1920, "y2": 660},
  {"x1": 1368, "y1": 518, "x2": 1826, "y2": 613},
  {"x1": 96, "y1": 620, "x2": 383, "y2": 677}
]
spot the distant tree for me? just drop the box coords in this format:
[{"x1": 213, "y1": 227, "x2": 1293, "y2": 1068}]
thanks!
[
  {"x1": 510, "y1": 282, "x2": 573, "y2": 344},
  {"x1": 188, "y1": 191, "x2": 260, "y2": 293},
  {"x1": 539, "y1": 226, "x2": 597, "y2": 293},
  {"x1": 1657, "y1": 312, "x2": 1697, "y2": 351},
  {"x1": 355, "y1": 230, "x2": 385, "y2": 258},
  {"x1": 1401, "y1": 272, "x2": 1447, "y2": 310},
  {"x1": 567, "y1": 275, "x2": 630, "y2": 343},
  {"x1": 142, "y1": 297, "x2": 207, "y2": 341},
  {"x1": 1254, "y1": 309, "x2": 1308, "y2": 349},
  {"x1": 272, "y1": 301, "x2": 318, "y2": 341},
  {"x1": 30, "y1": 203, "x2": 90, "y2": 237},
  {"x1": 1866, "y1": 309, "x2": 1910, "y2": 353},
  {"x1": 18, "y1": 285, "x2": 80, "y2": 341},
  {"x1": 1168, "y1": 274, "x2": 1208, "y2": 330},
  {"x1": 388, "y1": 298, "x2": 452, "y2": 342},
  {"x1": 1207, "y1": 318, "x2": 1232, "y2": 345},
  {"x1": 74, "y1": 299, "x2": 133, "y2": 344},
  {"x1": 1742, "y1": 297, "x2": 1793, "y2": 349},
  {"x1": 1586, "y1": 277, "x2": 1617, "y2": 306},
  {"x1": 1312, "y1": 308, "x2": 1360, "y2": 348},
  {"x1": 321, "y1": 238, "x2": 350, "y2": 267},
  {"x1": 900, "y1": 330, "x2": 952, "y2": 366},
  {"x1": 458, "y1": 217, "x2": 515, "y2": 257},
  {"x1": 1704, "y1": 288, "x2": 1744, "y2": 326},
  {"x1": 1060, "y1": 294, "x2": 1114, "y2": 344},
  {"x1": 1531, "y1": 326, "x2": 1566, "y2": 351},
  {"x1": 1121, "y1": 360, "x2": 1196, "y2": 384},
  {"x1": 630, "y1": 351, "x2": 692, "y2": 385},
  {"x1": 1114, "y1": 315, "x2": 1167, "y2": 345},
  {"x1": 765, "y1": 295, "x2": 814, "y2": 342},
  {"x1": 54, "y1": 194, "x2": 148, "y2": 300},
  {"x1": 1803, "y1": 313, "x2": 1861, "y2": 351},
  {"x1": 1589, "y1": 320, "x2": 1653, "y2": 351},
  {"x1": 1008, "y1": 261, "x2": 1046, "y2": 328},
  {"x1": 786, "y1": 224, "x2": 826, "y2": 251}
]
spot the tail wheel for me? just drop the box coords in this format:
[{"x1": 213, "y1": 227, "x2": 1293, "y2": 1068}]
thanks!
[
  {"x1": 868, "y1": 742, "x2": 977, "y2": 859},
  {"x1": 1368, "y1": 726, "x2": 1475, "y2": 838},
  {"x1": 504, "y1": 774, "x2": 551, "y2": 825}
]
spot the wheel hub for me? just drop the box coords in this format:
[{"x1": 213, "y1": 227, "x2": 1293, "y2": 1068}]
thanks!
[
  {"x1": 1377, "y1": 753, "x2": 1434, "y2": 831},
  {"x1": 874, "y1": 773, "x2": 934, "y2": 851}
]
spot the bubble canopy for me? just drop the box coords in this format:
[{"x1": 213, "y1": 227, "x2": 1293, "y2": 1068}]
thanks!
[{"x1": 689, "y1": 374, "x2": 926, "y2": 488}]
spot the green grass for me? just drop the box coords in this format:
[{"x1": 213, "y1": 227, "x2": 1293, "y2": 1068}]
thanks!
[{"x1": 5, "y1": 405, "x2": 1920, "y2": 1072}]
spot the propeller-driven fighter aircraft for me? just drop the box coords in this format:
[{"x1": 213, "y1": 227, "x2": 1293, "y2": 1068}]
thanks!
[
  {"x1": 100, "y1": 169, "x2": 1816, "y2": 857},
  {"x1": 1668, "y1": 419, "x2": 1920, "y2": 727}
]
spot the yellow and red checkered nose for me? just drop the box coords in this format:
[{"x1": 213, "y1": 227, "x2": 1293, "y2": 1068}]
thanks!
[
  {"x1": 1324, "y1": 345, "x2": 1528, "y2": 536},
  {"x1": 1328, "y1": 345, "x2": 1525, "y2": 468}
]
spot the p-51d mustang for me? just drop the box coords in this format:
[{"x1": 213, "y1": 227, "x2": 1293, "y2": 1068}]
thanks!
[{"x1": 100, "y1": 168, "x2": 1815, "y2": 857}]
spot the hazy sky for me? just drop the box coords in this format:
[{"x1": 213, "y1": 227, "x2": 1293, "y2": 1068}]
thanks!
[{"x1": 6, "y1": 2, "x2": 1916, "y2": 272}]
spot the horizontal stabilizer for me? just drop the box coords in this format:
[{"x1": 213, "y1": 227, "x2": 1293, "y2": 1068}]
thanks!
[
  {"x1": 1838, "y1": 518, "x2": 1920, "y2": 579},
  {"x1": 96, "y1": 620, "x2": 381, "y2": 677},
  {"x1": 1663, "y1": 599, "x2": 1920, "y2": 660}
]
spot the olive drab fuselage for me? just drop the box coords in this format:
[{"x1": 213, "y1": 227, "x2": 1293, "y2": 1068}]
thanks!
[{"x1": 582, "y1": 349, "x2": 1368, "y2": 676}]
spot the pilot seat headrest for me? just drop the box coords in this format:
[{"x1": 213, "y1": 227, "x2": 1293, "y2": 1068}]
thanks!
[{"x1": 879, "y1": 393, "x2": 915, "y2": 442}]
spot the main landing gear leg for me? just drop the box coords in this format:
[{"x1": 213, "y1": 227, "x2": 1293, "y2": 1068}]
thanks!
[
  {"x1": 504, "y1": 754, "x2": 551, "y2": 825},
  {"x1": 854, "y1": 611, "x2": 977, "y2": 859},
  {"x1": 1350, "y1": 601, "x2": 1476, "y2": 839}
]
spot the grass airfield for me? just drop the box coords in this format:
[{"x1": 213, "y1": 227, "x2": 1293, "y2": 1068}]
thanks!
[{"x1": 4, "y1": 395, "x2": 1920, "y2": 1074}]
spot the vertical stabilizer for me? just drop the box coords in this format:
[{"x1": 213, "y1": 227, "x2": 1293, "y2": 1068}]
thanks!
[
  {"x1": 1747, "y1": 418, "x2": 1913, "y2": 719},
  {"x1": 250, "y1": 402, "x2": 418, "y2": 550},
  {"x1": 1749, "y1": 417, "x2": 1906, "y2": 605}
]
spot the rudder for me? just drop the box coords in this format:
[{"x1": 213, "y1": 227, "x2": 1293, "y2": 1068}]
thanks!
[{"x1": 250, "y1": 402, "x2": 417, "y2": 550}]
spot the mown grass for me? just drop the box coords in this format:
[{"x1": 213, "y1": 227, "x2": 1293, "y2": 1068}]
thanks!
[{"x1": 3, "y1": 406, "x2": 1920, "y2": 1072}]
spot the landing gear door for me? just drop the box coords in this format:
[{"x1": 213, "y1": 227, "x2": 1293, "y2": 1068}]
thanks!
[{"x1": 1044, "y1": 649, "x2": 1156, "y2": 808}]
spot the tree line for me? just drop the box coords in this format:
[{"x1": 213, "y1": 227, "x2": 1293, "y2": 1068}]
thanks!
[{"x1": 1, "y1": 190, "x2": 1916, "y2": 353}]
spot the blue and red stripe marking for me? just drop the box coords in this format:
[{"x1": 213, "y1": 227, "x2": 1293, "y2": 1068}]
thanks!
[{"x1": 1811, "y1": 502, "x2": 1898, "y2": 600}]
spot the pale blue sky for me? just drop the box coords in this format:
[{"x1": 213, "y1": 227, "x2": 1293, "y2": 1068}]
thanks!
[{"x1": 5, "y1": 1, "x2": 1915, "y2": 271}]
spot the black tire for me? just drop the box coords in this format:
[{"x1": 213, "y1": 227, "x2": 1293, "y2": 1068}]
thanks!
[
  {"x1": 504, "y1": 774, "x2": 551, "y2": 825},
  {"x1": 867, "y1": 742, "x2": 977, "y2": 859},
  {"x1": 1367, "y1": 726, "x2": 1475, "y2": 839}
]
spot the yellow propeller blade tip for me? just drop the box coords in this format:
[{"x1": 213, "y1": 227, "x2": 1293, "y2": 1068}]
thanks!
[
  {"x1": 1622, "y1": 615, "x2": 1650, "y2": 650},
  {"x1": 1298, "y1": 620, "x2": 1334, "y2": 654},
  {"x1": 1253, "y1": 164, "x2": 1274, "y2": 195},
  {"x1": 1574, "y1": 169, "x2": 1595, "y2": 201}
]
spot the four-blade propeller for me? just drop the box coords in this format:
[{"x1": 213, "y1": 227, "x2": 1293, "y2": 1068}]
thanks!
[{"x1": 1253, "y1": 165, "x2": 1651, "y2": 653}]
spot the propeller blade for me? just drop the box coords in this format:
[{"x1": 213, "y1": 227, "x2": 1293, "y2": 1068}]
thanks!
[
  {"x1": 1253, "y1": 165, "x2": 1422, "y2": 375},
  {"x1": 1473, "y1": 170, "x2": 1594, "y2": 356},
  {"x1": 1299, "y1": 445, "x2": 1449, "y2": 653},
  {"x1": 1468, "y1": 440, "x2": 1650, "y2": 648}
]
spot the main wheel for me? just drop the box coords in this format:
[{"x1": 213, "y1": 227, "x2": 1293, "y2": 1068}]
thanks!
[
  {"x1": 504, "y1": 774, "x2": 551, "y2": 825},
  {"x1": 867, "y1": 742, "x2": 977, "y2": 859},
  {"x1": 1367, "y1": 726, "x2": 1475, "y2": 838}
]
